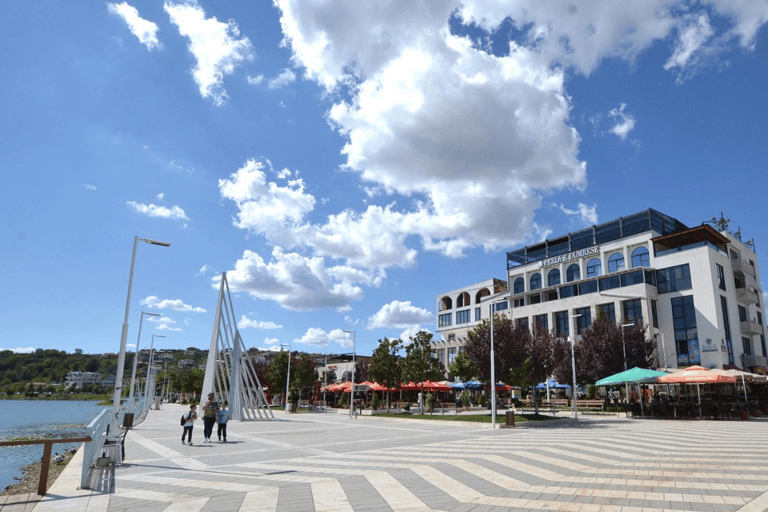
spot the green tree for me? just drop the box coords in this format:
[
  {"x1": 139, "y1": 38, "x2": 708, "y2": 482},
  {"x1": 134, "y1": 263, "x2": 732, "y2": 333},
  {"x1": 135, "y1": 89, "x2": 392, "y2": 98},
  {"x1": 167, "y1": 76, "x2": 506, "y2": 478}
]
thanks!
[
  {"x1": 266, "y1": 351, "x2": 290, "y2": 404},
  {"x1": 401, "y1": 331, "x2": 444, "y2": 412},
  {"x1": 465, "y1": 313, "x2": 526, "y2": 383},
  {"x1": 448, "y1": 352, "x2": 478, "y2": 383},
  {"x1": 368, "y1": 337, "x2": 402, "y2": 411},
  {"x1": 291, "y1": 353, "x2": 318, "y2": 400}
]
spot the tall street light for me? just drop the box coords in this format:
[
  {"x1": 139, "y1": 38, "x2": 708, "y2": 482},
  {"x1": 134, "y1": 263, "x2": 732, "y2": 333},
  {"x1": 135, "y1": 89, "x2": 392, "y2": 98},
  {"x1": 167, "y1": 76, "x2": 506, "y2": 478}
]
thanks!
[
  {"x1": 343, "y1": 330, "x2": 356, "y2": 419},
  {"x1": 129, "y1": 311, "x2": 160, "y2": 402},
  {"x1": 112, "y1": 236, "x2": 170, "y2": 434},
  {"x1": 569, "y1": 314, "x2": 582, "y2": 420},
  {"x1": 281, "y1": 344, "x2": 291, "y2": 414},
  {"x1": 621, "y1": 323, "x2": 634, "y2": 404},
  {"x1": 148, "y1": 334, "x2": 165, "y2": 397},
  {"x1": 488, "y1": 297, "x2": 507, "y2": 430}
]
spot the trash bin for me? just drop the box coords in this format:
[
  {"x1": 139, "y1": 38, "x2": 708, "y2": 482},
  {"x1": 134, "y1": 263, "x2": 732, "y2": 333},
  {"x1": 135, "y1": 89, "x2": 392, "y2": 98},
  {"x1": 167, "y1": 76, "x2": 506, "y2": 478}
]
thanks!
[{"x1": 505, "y1": 410, "x2": 515, "y2": 428}]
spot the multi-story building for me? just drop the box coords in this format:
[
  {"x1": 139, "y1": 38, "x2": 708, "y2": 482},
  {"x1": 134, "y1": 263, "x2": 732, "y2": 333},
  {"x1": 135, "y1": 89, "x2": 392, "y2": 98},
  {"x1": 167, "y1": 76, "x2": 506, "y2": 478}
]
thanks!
[
  {"x1": 64, "y1": 371, "x2": 103, "y2": 389},
  {"x1": 434, "y1": 209, "x2": 767, "y2": 375}
]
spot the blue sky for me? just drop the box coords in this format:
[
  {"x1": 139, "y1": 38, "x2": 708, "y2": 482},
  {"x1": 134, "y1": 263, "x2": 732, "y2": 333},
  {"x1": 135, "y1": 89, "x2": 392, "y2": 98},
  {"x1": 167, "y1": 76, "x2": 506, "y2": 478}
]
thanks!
[{"x1": 2, "y1": 1, "x2": 767, "y2": 358}]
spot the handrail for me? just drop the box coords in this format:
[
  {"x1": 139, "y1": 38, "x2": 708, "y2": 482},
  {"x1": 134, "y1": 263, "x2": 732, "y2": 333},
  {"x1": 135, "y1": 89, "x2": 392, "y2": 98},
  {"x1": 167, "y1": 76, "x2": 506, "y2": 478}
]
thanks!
[{"x1": 0, "y1": 437, "x2": 91, "y2": 495}]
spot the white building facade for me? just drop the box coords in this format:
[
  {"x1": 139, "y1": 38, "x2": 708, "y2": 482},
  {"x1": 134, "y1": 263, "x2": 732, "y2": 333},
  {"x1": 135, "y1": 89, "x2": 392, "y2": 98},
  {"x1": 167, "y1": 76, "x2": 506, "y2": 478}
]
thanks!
[{"x1": 434, "y1": 209, "x2": 767, "y2": 374}]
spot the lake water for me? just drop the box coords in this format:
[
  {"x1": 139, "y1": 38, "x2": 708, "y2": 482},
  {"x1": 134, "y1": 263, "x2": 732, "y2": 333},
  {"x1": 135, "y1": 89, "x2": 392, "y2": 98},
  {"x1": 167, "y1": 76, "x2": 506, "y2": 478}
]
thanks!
[{"x1": 0, "y1": 400, "x2": 104, "y2": 491}]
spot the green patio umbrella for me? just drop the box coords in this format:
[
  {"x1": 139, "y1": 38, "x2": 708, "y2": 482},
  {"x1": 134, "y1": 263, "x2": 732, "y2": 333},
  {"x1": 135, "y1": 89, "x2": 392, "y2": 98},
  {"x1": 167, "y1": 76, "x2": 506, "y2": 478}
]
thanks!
[
  {"x1": 596, "y1": 367, "x2": 668, "y2": 386},
  {"x1": 596, "y1": 367, "x2": 669, "y2": 417}
]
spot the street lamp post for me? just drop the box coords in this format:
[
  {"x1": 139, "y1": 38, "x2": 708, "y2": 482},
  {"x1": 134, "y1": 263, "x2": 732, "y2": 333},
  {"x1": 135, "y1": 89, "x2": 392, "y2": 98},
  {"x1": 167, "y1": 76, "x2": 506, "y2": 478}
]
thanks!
[
  {"x1": 343, "y1": 331, "x2": 356, "y2": 419},
  {"x1": 281, "y1": 344, "x2": 291, "y2": 414},
  {"x1": 488, "y1": 298, "x2": 507, "y2": 430},
  {"x1": 112, "y1": 236, "x2": 170, "y2": 434},
  {"x1": 569, "y1": 314, "x2": 582, "y2": 420},
  {"x1": 620, "y1": 323, "x2": 634, "y2": 371},
  {"x1": 129, "y1": 311, "x2": 160, "y2": 402}
]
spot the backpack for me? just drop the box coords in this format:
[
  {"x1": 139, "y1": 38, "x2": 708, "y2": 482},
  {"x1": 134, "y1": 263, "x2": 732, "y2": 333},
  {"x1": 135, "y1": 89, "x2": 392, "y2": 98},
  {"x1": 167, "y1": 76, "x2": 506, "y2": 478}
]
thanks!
[{"x1": 180, "y1": 413, "x2": 187, "y2": 426}]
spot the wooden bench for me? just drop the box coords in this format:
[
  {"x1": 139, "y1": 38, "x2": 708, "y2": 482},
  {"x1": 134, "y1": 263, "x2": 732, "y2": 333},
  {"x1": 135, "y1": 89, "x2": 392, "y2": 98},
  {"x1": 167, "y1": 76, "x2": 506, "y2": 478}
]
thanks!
[{"x1": 576, "y1": 399, "x2": 608, "y2": 413}]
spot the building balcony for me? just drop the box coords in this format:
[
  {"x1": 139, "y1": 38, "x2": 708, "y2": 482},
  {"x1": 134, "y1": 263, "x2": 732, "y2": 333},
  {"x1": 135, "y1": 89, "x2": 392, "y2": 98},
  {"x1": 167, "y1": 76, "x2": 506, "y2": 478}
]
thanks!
[
  {"x1": 731, "y1": 258, "x2": 756, "y2": 280},
  {"x1": 740, "y1": 320, "x2": 764, "y2": 336},
  {"x1": 741, "y1": 353, "x2": 768, "y2": 369},
  {"x1": 736, "y1": 287, "x2": 759, "y2": 305}
]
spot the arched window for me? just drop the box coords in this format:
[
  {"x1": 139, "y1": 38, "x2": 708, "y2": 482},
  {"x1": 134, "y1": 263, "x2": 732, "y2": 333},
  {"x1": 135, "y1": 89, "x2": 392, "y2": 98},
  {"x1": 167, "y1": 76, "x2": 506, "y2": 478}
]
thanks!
[
  {"x1": 566, "y1": 263, "x2": 580, "y2": 282},
  {"x1": 608, "y1": 253, "x2": 625, "y2": 273},
  {"x1": 548, "y1": 269, "x2": 561, "y2": 287},
  {"x1": 530, "y1": 273, "x2": 542, "y2": 290},
  {"x1": 631, "y1": 246, "x2": 650, "y2": 268},
  {"x1": 586, "y1": 258, "x2": 602, "y2": 278},
  {"x1": 439, "y1": 296, "x2": 452, "y2": 311},
  {"x1": 457, "y1": 292, "x2": 470, "y2": 308},
  {"x1": 513, "y1": 277, "x2": 524, "y2": 294},
  {"x1": 475, "y1": 288, "x2": 490, "y2": 303}
]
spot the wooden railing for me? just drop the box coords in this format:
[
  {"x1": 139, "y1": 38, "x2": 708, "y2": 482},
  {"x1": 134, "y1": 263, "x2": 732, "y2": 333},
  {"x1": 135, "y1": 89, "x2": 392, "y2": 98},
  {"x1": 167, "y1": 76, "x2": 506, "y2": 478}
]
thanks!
[{"x1": 0, "y1": 437, "x2": 91, "y2": 495}]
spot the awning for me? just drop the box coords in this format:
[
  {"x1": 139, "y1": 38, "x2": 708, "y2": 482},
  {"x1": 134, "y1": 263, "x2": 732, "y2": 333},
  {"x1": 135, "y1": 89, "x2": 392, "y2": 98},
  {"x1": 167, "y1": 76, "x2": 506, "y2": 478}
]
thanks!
[
  {"x1": 656, "y1": 365, "x2": 737, "y2": 384},
  {"x1": 596, "y1": 367, "x2": 668, "y2": 386}
]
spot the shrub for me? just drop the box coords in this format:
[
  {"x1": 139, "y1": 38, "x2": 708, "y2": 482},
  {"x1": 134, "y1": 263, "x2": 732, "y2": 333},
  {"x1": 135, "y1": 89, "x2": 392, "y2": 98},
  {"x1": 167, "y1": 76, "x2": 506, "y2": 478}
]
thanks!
[
  {"x1": 478, "y1": 393, "x2": 487, "y2": 407},
  {"x1": 425, "y1": 393, "x2": 436, "y2": 411},
  {"x1": 371, "y1": 393, "x2": 380, "y2": 411},
  {"x1": 587, "y1": 384, "x2": 596, "y2": 400},
  {"x1": 339, "y1": 393, "x2": 348, "y2": 408},
  {"x1": 460, "y1": 390, "x2": 471, "y2": 408}
]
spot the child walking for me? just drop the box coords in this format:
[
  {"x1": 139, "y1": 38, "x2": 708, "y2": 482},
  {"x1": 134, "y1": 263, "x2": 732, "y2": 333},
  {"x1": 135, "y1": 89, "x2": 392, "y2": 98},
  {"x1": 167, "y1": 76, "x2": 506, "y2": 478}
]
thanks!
[
  {"x1": 182, "y1": 404, "x2": 197, "y2": 445},
  {"x1": 216, "y1": 402, "x2": 230, "y2": 442}
]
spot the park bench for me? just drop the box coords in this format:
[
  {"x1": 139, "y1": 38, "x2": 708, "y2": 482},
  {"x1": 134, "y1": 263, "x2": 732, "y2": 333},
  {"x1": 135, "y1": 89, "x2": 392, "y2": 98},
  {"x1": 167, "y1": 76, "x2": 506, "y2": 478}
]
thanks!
[{"x1": 577, "y1": 399, "x2": 608, "y2": 413}]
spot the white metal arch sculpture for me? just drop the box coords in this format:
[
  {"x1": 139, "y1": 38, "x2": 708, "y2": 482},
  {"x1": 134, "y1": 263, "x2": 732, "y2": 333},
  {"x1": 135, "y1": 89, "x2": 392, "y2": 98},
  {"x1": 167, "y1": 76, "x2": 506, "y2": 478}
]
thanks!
[{"x1": 200, "y1": 273, "x2": 274, "y2": 420}]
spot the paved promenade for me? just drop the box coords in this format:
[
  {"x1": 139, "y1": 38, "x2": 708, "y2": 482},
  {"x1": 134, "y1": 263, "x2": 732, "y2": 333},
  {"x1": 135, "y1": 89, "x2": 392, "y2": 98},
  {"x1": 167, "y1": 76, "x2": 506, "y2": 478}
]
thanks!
[{"x1": 25, "y1": 405, "x2": 768, "y2": 512}]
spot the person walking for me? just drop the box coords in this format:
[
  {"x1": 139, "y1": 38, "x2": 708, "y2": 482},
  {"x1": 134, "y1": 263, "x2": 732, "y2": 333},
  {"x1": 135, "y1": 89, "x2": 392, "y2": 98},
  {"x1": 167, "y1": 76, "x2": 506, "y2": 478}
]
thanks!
[
  {"x1": 216, "y1": 402, "x2": 230, "y2": 442},
  {"x1": 181, "y1": 404, "x2": 197, "y2": 445},
  {"x1": 202, "y1": 393, "x2": 219, "y2": 443}
]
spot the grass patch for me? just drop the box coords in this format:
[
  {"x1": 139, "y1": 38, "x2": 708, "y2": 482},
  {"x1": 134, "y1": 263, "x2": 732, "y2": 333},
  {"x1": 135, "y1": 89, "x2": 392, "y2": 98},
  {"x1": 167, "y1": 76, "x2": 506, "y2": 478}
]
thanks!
[{"x1": 371, "y1": 412, "x2": 560, "y2": 424}]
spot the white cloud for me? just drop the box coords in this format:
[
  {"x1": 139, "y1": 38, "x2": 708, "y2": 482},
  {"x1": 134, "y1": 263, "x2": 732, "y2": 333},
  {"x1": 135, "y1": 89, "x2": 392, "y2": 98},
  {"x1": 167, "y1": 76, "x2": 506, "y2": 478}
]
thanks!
[
  {"x1": 223, "y1": 248, "x2": 364, "y2": 311},
  {"x1": 165, "y1": 1, "x2": 254, "y2": 106},
  {"x1": 247, "y1": 74, "x2": 265, "y2": 85},
  {"x1": 367, "y1": 300, "x2": 433, "y2": 329},
  {"x1": 263, "y1": 338, "x2": 280, "y2": 347},
  {"x1": 664, "y1": 14, "x2": 715, "y2": 82},
  {"x1": 293, "y1": 328, "x2": 353, "y2": 348},
  {"x1": 0, "y1": 347, "x2": 35, "y2": 354},
  {"x1": 84, "y1": 184, "x2": 97, "y2": 191},
  {"x1": 157, "y1": 192, "x2": 165, "y2": 201},
  {"x1": 127, "y1": 201, "x2": 189, "y2": 220},
  {"x1": 238, "y1": 315, "x2": 283, "y2": 330},
  {"x1": 268, "y1": 68, "x2": 297, "y2": 89},
  {"x1": 141, "y1": 296, "x2": 207, "y2": 313},
  {"x1": 148, "y1": 316, "x2": 183, "y2": 332},
  {"x1": 196, "y1": 264, "x2": 214, "y2": 277},
  {"x1": 608, "y1": 104, "x2": 636, "y2": 141},
  {"x1": 553, "y1": 203, "x2": 598, "y2": 226},
  {"x1": 108, "y1": 2, "x2": 161, "y2": 51}
]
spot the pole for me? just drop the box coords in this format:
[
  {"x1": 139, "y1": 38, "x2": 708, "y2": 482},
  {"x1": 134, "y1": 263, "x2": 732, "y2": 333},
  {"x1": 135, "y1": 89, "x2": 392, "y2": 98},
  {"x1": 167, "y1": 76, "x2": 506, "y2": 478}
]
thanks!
[
  {"x1": 489, "y1": 301, "x2": 497, "y2": 429},
  {"x1": 111, "y1": 237, "x2": 169, "y2": 434},
  {"x1": 343, "y1": 331, "x2": 356, "y2": 419},
  {"x1": 569, "y1": 335, "x2": 578, "y2": 419},
  {"x1": 129, "y1": 311, "x2": 160, "y2": 402},
  {"x1": 282, "y1": 344, "x2": 291, "y2": 414}
]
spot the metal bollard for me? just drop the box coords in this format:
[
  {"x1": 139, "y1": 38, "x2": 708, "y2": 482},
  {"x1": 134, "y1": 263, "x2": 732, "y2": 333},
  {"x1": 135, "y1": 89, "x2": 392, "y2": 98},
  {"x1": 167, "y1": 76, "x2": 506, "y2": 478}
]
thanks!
[{"x1": 505, "y1": 409, "x2": 515, "y2": 428}]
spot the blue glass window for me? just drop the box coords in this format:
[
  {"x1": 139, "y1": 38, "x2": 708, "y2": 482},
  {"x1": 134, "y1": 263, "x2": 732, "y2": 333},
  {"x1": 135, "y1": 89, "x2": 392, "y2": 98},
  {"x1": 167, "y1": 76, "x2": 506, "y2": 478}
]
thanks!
[
  {"x1": 586, "y1": 258, "x2": 602, "y2": 278},
  {"x1": 656, "y1": 264, "x2": 692, "y2": 294},
  {"x1": 575, "y1": 307, "x2": 591, "y2": 335},
  {"x1": 566, "y1": 264, "x2": 580, "y2": 282},
  {"x1": 530, "y1": 273, "x2": 542, "y2": 290},
  {"x1": 672, "y1": 296, "x2": 700, "y2": 365},
  {"x1": 548, "y1": 269, "x2": 561, "y2": 287},
  {"x1": 513, "y1": 277, "x2": 524, "y2": 294},
  {"x1": 608, "y1": 253, "x2": 625, "y2": 273},
  {"x1": 631, "y1": 247, "x2": 650, "y2": 268}
]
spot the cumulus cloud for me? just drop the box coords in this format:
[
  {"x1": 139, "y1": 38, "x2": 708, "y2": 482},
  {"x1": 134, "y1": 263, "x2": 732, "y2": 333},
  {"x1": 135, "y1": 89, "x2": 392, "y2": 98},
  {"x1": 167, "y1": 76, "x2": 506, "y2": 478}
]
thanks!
[
  {"x1": 0, "y1": 347, "x2": 35, "y2": 353},
  {"x1": 223, "y1": 248, "x2": 364, "y2": 311},
  {"x1": 608, "y1": 104, "x2": 636, "y2": 141},
  {"x1": 268, "y1": 69, "x2": 297, "y2": 89},
  {"x1": 367, "y1": 300, "x2": 433, "y2": 329},
  {"x1": 196, "y1": 264, "x2": 214, "y2": 277},
  {"x1": 238, "y1": 315, "x2": 283, "y2": 330},
  {"x1": 141, "y1": 296, "x2": 207, "y2": 313},
  {"x1": 247, "y1": 74, "x2": 265, "y2": 85},
  {"x1": 217, "y1": 1, "x2": 768, "y2": 311},
  {"x1": 147, "y1": 315, "x2": 183, "y2": 332},
  {"x1": 84, "y1": 184, "x2": 97, "y2": 191},
  {"x1": 165, "y1": 1, "x2": 254, "y2": 106},
  {"x1": 293, "y1": 327, "x2": 353, "y2": 348},
  {"x1": 127, "y1": 201, "x2": 189, "y2": 220},
  {"x1": 108, "y1": 2, "x2": 161, "y2": 51}
]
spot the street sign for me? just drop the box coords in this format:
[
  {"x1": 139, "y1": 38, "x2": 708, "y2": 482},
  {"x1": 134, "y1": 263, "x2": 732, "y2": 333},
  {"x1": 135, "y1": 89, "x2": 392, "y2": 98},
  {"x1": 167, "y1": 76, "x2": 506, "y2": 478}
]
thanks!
[{"x1": 354, "y1": 384, "x2": 370, "y2": 392}]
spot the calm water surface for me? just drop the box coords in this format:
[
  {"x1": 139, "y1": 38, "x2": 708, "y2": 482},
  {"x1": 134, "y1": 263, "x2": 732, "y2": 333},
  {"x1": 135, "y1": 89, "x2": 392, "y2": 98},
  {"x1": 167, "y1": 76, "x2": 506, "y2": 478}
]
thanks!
[{"x1": 0, "y1": 400, "x2": 104, "y2": 491}]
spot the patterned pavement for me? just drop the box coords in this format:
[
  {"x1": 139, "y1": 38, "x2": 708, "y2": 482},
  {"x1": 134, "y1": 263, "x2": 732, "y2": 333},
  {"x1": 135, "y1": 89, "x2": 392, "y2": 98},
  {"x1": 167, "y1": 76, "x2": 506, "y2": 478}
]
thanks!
[{"x1": 30, "y1": 405, "x2": 768, "y2": 512}]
